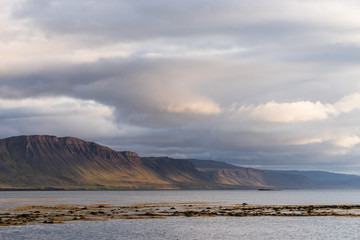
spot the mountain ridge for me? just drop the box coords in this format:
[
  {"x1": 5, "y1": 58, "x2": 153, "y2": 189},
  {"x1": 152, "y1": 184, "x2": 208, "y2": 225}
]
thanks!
[{"x1": 1, "y1": 135, "x2": 359, "y2": 190}]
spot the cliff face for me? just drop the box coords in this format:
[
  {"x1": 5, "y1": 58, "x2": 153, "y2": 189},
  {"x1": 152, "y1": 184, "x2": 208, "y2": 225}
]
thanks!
[
  {"x1": 213, "y1": 169, "x2": 313, "y2": 188},
  {"x1": 0, "y1": 135, "x2": 207, "y2": 189},
  {"x1": 189, "y1": 159, "x2": 360, "y2": 189},
  {"x1": 191, "y1": 162, "x2": 313, "y2": 189},
  {"x1": 1, "y1": 135, "x2": 359, "y2": 190},
  {"x1": 140, "y1": 157, "x2": 212, "y2": 188}
]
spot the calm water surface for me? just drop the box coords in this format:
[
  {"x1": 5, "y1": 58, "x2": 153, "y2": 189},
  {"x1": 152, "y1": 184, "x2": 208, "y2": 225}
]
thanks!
[
  {"x1": 1, "y1": 190, "x2": 360, "y2": 239},
  {"x1": 1, "y1": 217, "x2": 360, "y2": 240},
  {"x1": 1, "y1": 189, "x2": 360, "y2": 208}
]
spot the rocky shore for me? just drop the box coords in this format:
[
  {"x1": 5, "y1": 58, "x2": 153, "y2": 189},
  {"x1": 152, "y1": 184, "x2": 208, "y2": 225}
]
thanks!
[{"x1": 2, "y1": 203, "x2": 360, "y2": 226}]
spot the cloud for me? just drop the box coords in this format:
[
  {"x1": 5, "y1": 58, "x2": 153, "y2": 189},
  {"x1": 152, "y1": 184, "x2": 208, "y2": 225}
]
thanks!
[
  {"x1": 239, "y1": 101, "x2": 338, "y2": 123},
  {"x1": 13, "y1": 0, "x2": 295, "y2": 41},
  {"x1": 235, "y1": 90, "x2": 360, "y2": 124},
  {"x1": 335, "y1": 92, "x2": 360, "y2": 113},
  {"x1": 0, "y1": 57, "x2": 228, "y2": 128},
  {"x1": 0, "y1": 96, "x2": 124, "y2": 139},
  {"x1": 12, "y1": 0, "x2": 360, "y2": 42},
  {"x1": 332, "y1": 135, "x2": 360, "y2": 148},
  {"x1": 2, "y1": 0, "x2": 360, "y2": 173},
  {"x1": 292, "y1": 138, "x2": 324, "y2": 145},
  {"x1": 162, "y1": 98, "x2": 222, "y2": 115}
]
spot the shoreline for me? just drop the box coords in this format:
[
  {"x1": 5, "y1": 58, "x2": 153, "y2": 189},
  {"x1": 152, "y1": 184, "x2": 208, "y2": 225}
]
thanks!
[{"x1": 2, "y1": 203, "x2": 360, "y2": 226}]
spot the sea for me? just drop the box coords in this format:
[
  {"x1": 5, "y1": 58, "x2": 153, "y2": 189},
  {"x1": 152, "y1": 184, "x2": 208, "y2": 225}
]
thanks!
[{"x1": 1, "y1": 189, "x2": 360, "y2": 239}]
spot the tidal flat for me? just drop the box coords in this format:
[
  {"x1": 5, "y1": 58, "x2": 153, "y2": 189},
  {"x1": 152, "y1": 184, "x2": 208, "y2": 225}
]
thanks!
[{"x1": 2, "y1": 203, "x2": 360, "y2": 226}]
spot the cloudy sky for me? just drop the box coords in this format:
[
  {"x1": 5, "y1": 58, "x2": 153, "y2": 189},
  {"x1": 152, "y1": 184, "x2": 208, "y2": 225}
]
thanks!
[{"x1": 2, "y1": 0, "x2": 360, "y2": 173}]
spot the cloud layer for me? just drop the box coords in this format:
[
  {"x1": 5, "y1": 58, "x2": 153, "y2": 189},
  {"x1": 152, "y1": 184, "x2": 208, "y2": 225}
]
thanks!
[{"x1": 2, "y1": 0, "x2": 360, "y2": 173}]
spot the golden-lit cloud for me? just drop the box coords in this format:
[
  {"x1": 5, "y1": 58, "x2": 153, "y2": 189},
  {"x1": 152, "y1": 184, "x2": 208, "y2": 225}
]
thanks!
[
  {"x1": 162, "y1": 99, "x2": 222, "y2": 115},
  {"x1": 332, "y1": 135, "x2": 360, "y2": 148},
  {"x1": 334, "y1": 92, "x2": 360, "y2": 113},
  {"x1": 239, "y1": 101, "x2": 338, "y2": 123}
]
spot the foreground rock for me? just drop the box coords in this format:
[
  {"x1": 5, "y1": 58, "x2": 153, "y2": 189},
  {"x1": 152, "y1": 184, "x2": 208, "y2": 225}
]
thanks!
[{"x1": 2, "y1": 203, "x2": 360, "y2": 226}]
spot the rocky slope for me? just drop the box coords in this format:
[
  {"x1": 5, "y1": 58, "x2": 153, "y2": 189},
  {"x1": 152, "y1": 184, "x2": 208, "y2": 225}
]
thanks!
[
  {"x1": 189, "y1": 159, "x2": 360, "y2": 189},
  {"x1": 0, "y1": 135, "x2": 209, "y2": 189},
  {"x1": 188, "y1": 159, "x2": 313, "y2": 188},
  {"x1": 0, "y1": 135, "x2": 359, "y2": 190}
]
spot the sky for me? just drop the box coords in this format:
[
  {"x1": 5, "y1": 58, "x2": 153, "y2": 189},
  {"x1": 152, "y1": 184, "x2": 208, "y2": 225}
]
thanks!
[{"x1": 1, "y1": 0, "x2": 360, "y2": 173}]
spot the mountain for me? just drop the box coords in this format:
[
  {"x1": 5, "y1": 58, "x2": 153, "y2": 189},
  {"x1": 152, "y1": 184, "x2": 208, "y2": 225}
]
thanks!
[
  {"x1": 0, "y1": 135, "x2": 210, "y2": 189},
  {"x1": 189, "y1": 159, "x2": 360, "y2": 189},
  {"x1": 188, "y1": 159, "x2": 314, "y2": 188},
  {"x1": 0, "y1": 135, "x2": 359, "y2": 190},
  {"x1": 274, "y1": 170, "x2": 360, "y2": 188}
]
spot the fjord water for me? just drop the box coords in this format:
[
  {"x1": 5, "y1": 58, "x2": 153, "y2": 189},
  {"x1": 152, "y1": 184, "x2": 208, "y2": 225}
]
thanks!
[
  {"x1": 2, "y1": 189, "x2": 360, "y2": 239},
  {"x1": 2, "y1": 189, "x2": 360, "y2": 208},
  {"x1": 2, "y1": 217, "x2": 360, "y2": 240}
]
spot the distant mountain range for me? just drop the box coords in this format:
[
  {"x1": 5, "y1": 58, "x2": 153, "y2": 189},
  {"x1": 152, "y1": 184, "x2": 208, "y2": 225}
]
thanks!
[{"x1": 0, "y1": 135, "x2": 359, "y2": 190}]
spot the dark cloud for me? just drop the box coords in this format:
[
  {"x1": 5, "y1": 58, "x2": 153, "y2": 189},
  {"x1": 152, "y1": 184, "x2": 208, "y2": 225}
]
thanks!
[
  {"x1": 14, "y1": 0, "x2": 271, "y2": 41},
  {"x1": 2, "y1": 0, "x2": 360, "y2": 173},
  {"x1": 1, "y1": 54, "x2": 360, "y2": 168},
  {"x1": 13, "y1": 0, "x2": 331, "y2": 52},
  {"x1": 284, "y1": 44, "x2": 360, "y2": 63},
  {"x1": 1, "y1": 57, "x2": 225, "y2": 127}
]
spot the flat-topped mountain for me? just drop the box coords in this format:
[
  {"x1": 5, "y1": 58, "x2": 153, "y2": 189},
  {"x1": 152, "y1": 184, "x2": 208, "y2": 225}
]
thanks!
[
  {"x1": 0, "y1": 135, "x2": 208, "y2": 189},
  {"x1": 0, "y1": 135, "x2": 359, "y2": 190}
]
